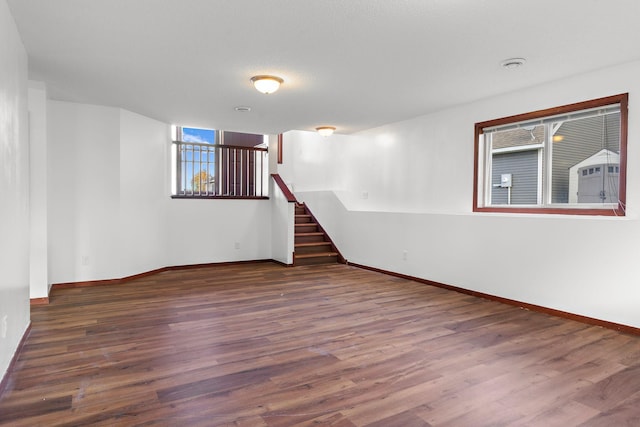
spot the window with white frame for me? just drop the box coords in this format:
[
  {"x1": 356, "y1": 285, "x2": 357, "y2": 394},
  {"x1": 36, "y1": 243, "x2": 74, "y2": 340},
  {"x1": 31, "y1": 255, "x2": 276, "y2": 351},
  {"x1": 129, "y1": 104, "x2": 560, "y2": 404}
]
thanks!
[{"x1": 474, "y1": 94, "x2": 628, "y2": 216}]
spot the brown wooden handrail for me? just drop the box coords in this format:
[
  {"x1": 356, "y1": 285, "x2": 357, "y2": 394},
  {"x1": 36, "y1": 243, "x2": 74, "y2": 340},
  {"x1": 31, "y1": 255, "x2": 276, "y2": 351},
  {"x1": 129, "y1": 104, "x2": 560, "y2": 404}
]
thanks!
[{"x1": 271, "y1": 174, "x2": 297, "y2": 203}]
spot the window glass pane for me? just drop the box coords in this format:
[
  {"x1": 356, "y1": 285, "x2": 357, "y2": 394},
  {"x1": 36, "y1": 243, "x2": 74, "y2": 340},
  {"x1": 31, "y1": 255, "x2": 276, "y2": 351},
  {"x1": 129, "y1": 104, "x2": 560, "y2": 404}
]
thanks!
[
  {"x1": 489, "y1": 125, "x2": 543, "y2": 205},
  {"x1": 181, "y1": 127, "x2": 216, "y2": 144},
  {"x1": 178, "y1": 127, "x2": 216, "y2": 194},
  {"x1": 551, "y1": 112, "x2": 620, "y2": 204}
]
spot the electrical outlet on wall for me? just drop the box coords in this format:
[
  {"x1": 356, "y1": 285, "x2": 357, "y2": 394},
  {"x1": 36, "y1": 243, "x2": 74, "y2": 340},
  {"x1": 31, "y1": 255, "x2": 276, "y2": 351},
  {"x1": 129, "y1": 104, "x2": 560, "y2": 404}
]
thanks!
[
  {"x1": 402, "y1": 250, "x2": 408, "y2": 261},
  {"x1": 234, "y1": 242, "x2": 240, "y2": 250},
  {"x1": 82, "y1": 255, "x2": 90, "y2": 266}
]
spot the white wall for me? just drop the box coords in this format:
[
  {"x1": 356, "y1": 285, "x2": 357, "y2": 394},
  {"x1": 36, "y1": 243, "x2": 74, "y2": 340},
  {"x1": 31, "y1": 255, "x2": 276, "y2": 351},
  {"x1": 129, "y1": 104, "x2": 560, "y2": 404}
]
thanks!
[
  {"x1": 279, "y1": 130, "x2": 341, "y2": 193},
  {"x1": 166, "y1": 199, "x2": 271, "y2": 266},
  {"x1": 283, "y1": 59, "x2": 640, "y2": 329},
  {"x1": 0, "y1": 0, "x2": 30, "y2": 380},
  {"x1": 48, "y1": 101, "x2": 121, "y2": 284},
  {"x1": 28, "y1": 81, "x2": 48, "y2": 298},
  {"x1": 270, "y1": 179, "x2": 295, "y2": 265},
  {"x1": 46, "y1": 100, "x2": 273, "y2": 282},
  {"x1": 119, "y1": 109, "x2": 170, "y2": 277}
]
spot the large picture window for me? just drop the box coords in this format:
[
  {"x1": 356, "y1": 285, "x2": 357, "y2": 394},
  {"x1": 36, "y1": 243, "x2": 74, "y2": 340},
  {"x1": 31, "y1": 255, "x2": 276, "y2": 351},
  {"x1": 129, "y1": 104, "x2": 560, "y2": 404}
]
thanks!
[{"x1": 474, "y1": 94, "x2": 628, "y2": 216}]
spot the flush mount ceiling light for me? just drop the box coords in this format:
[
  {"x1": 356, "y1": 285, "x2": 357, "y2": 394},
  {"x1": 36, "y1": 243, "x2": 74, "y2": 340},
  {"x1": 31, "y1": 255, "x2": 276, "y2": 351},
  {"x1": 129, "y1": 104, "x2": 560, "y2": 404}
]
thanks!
[
  {"x1": 316, "y1": 126, "x2": 336, "y2": 137},
  {"x1": 500, "y1": 57, "x2": 526, "y2": 69},
  {"x1": 250, "y1": 75, "x2": 283, "y2": 94},
  {"x1": 234, "y1": 106, "x2": 251, "y2": 112}
]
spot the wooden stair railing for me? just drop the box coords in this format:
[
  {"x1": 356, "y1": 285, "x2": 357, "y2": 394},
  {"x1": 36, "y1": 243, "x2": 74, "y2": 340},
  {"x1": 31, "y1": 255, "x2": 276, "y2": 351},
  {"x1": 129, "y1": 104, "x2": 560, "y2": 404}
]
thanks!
[
  {"x1": 271, "y1": 174, "x2": 297, "y2": 203},
  {"x1": 294, "y1": 203, "x2": 345, "y2": 266}
]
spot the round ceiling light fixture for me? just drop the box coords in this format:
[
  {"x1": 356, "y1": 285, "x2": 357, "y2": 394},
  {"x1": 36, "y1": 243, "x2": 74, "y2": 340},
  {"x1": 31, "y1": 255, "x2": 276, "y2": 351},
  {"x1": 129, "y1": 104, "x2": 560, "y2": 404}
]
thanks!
[
  {"x1": 316, "y1": 126, "x2": 336, "y2": 137},
  {"x1": 500, "y1": 57, "x2": 526, "y2": 69},
  {"x1": 250, "y1": 75, "x2": 283, "y2": 94}
]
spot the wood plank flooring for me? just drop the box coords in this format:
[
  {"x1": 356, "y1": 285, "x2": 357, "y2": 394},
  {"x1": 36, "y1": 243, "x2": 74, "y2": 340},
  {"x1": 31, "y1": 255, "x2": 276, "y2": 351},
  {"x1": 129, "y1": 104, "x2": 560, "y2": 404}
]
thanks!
[{"x1": 1, "y1": 262, "x2": 639, "y2": 426}]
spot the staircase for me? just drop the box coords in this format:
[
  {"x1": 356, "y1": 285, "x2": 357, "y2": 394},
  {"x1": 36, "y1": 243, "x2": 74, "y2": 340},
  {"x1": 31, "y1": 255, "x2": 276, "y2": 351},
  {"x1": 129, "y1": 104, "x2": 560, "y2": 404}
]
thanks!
[{"x1": 294, "y1": 203, "x2": 342, "y2": 266}]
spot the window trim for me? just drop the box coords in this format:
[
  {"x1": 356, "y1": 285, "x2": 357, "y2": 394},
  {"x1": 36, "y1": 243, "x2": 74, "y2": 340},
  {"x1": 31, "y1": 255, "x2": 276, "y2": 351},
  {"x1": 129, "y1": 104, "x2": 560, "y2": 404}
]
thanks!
[{"x1": 473, "y1": 93, "x2": 628, "y2": 216}]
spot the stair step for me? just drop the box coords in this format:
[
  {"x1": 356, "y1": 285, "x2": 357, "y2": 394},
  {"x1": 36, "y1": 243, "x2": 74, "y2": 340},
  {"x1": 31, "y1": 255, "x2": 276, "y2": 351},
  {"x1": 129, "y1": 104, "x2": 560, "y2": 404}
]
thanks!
[
  {"x1": 295, "y1": 224, "x2": 319, "y2": 233},
  {"x1": 295, "y1": 242, "x2": 331, "y2": 248},
  {"x1": 295, "y1": 252, "x2": 339, "y2": 259},
  {"x1": 291, "y1": 203, "x2": 341, "y2": 266},
  {"x1": 295, "y1": 241, "x2": 332, "y2": 255},
  {"x1": 294, "y1": 252, "x2": 339, "y2": 266},
  {"x1": 295, "y1": 232, "x2": 326, "y2": 244},
  {"x1": 295, "y1": 214, "x2": 313, "y2": 223}
]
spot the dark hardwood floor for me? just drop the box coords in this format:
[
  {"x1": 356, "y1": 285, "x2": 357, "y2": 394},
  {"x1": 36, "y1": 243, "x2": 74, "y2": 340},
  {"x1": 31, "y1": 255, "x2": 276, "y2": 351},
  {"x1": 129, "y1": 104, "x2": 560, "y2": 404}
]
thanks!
[{"x1": 1, "y1": 262, "x2": 639, "y2": 426}]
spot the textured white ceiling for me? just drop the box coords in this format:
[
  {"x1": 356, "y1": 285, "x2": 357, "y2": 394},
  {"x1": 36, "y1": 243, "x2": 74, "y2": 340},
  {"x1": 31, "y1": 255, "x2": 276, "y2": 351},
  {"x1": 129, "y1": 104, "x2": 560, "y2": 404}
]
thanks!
[{"x1": 7, "y1": 0, "x2": 640, "y2": 135}]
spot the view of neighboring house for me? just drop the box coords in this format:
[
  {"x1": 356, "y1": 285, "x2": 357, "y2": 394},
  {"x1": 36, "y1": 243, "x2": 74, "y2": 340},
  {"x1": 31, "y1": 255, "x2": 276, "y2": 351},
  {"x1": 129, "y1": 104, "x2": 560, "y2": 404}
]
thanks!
[{"x1": 489, "y1": 111, "x2": 621, "y2": 206}]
